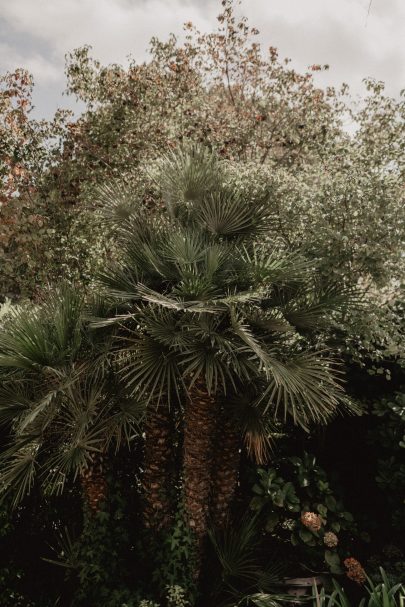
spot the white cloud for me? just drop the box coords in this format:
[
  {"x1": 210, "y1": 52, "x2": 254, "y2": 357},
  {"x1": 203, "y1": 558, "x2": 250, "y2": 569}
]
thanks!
[
  {"x1": 0, "y1": 0, "x2": 215, "y2": 64},
  {"x1": 241, "y1": 0, "x2": 405, "y2": 96},
  {"x1": 0, "y1": 42, "x2": 61, "y2": 83},
  {"x1": 0, "y1": 0, "x2": 404, "y2": 117}
]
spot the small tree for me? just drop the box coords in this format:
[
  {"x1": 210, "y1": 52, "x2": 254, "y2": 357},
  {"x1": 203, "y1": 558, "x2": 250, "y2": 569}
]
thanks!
[
  {"x1": 0, "y1": 286, "x2": 144, "y2": 511},
  {"x1": 95, "y1": 146, "x2": 359, "y2": 578}
]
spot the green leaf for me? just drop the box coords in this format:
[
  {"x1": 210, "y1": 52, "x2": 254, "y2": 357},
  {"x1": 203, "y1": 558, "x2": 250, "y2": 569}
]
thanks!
[
  {"x1": 252, "y1": 483, "x2": 264, "y2": 495},
  {"x1": 325, "y1": 495, "x2": 337, "y2": 511},
  {"x1": 250, "y1": 496, "x2": 264, "y2": 511},
  {"x1": 265, "y1": 512, "x2": 280, "y2": 532},
  {"x1": 299, "y1": 528, "x2": 316, "y2": 545},
  {"x1": 341, "y1": 511, "x2": 354, "y2": 522},
  {"x1": 324, "y1": 550, "x2": 343, "y2": 574}
]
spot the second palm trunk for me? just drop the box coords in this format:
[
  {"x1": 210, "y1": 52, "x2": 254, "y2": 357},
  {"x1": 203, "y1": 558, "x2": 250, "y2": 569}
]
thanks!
[
  {"x1": 183, "y1": 378, "x2": 217, "y2": 551},
  {"x1": 210, "y1": 407, "x2": 241, "y2": 529},
  {"x1": 143, "y1": 404, "x2": 174, "y2": 530}
]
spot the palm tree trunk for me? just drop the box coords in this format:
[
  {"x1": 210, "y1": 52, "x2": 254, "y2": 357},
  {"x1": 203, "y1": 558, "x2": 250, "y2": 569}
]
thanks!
[
  {"x1": 210, "y1": 409, "x2": 241, "y2": 529},
  {"x1": 80, "y1": 451, "x2": 108, "y2": 513},
  {"x1": 143, "y1": 404, "x2": 173, "y2": 530},
  {"x1": 183, "y1": 377, "x2": 217, "y2": 549}
]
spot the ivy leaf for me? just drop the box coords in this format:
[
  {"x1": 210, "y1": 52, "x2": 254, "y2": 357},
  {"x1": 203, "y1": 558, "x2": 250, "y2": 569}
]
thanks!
[{"x1": 324, "y1": 550, "x2": 343, "y2": 574}]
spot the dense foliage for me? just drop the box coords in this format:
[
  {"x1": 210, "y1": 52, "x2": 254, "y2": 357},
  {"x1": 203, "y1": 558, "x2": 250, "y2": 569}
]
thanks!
[{"x1": 0, "y1": 1, "x2": 404, "y2": 606}]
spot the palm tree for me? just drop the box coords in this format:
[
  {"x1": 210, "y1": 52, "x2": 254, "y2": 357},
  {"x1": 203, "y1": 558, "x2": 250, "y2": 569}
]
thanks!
[
  {"x1": 142, "y1": 403, "x2": 174, "y2": 530},
  {"x1": 0, "y1": 287, "x2": 144, "y2": 511},
  {"x1": 95, "y1": 145, "x2": 359, "y2": 568}
]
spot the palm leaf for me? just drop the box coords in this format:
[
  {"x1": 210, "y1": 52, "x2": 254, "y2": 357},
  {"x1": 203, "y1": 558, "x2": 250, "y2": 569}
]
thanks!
[
  {"x1": 197, "y1": 189, "x2": 270, "y2": 238},
  {"x1": 209, "y1": 514, "x2": 260, "y2": 584},
  {"x1": 94, "y1": 181, "x2": 141, "y2": 231},
  {"x1": 0, "y1": 286, "x2": 83, "y2": 371},
  {"x1": 103, "y1": 396, "x2": 146, "y2": 450},
  {"x1": 0, "y1": 441, "x2": 39, "y2": 507},
  {"x1": 137, "y1": 284, "x2": 265, "y2": 313},
  {"x1": 0, "y1": 382, "x2": 32, "y2": 426},
  {"x1": 43, "y1": 526, "x2": 81, "y2": 570},
  {"x1": 283, "y1": 282, "x2": 363, "y2": 330},
  {"x1": 241, "y1": 245, "x2": 312, "y2": 287},
  {"x1": 156, "y1": 144, "x2": 220, "y2": 215},
  {"x1": 17, "y1": 388, "x2": 60, "y2": 434},
  {"x1": 258, "y1": 352, "x2": 357, "y2": 428},
  {"x1": 116, "y1": 335, "x2": 182, "y2": 404}
]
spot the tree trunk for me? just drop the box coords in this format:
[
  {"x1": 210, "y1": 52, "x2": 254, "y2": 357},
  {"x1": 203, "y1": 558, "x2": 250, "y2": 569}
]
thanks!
[
  {"x1": 183, "y1": 377, "x2": 217, "y2": 550},
  {"x1": 210, "y1": 408, "x2": 241, "y2": 529},
  {"x1": 143, "y1": 404, "x2": 173, "y2": 530},
  {"x1": 80, "y1": 451, "x2": 108, "y2": 513}
]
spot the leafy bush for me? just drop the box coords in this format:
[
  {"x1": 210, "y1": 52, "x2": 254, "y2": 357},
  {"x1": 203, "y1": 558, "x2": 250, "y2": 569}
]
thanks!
[{"x1": 251, "y1": 453, "x2": 358, "y2": 574}]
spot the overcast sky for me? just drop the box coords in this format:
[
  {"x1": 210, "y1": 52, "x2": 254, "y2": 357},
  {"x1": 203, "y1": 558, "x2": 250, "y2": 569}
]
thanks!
[{"x1": 0, "y1": 0, "x2": 404, "y2": 119}]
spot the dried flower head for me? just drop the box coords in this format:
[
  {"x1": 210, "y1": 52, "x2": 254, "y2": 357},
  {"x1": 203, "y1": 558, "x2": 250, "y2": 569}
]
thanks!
[
  {"x1": 344, "y1": 557, "x2": 366, "y2": 584},
  {"x1": 324, "y1": 531, "x2": 339, "y2": 548},
  {"x1": 301, "y1": 511, "x2": 322, "y2": 532}
]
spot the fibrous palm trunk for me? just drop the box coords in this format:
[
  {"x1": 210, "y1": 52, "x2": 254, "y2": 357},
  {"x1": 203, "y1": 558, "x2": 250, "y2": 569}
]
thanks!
[
  {"x1": 183, "y1": 377, "x2": 217, "y2": 551},
  {"x1": 143, "y1": 404, "x2": 173, "y2": 530},
  {"x1": 210, "y1": 408, "x2": 241, "y2": 529},
  {"x1": 80, "y1": 451, "x2": 108, "y2": 513}
]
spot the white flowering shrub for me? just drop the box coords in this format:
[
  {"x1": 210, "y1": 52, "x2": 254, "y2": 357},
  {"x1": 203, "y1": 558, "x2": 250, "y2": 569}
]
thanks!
[{"x1": 166, "y1": 585, "x2": 189, "y2": 607}]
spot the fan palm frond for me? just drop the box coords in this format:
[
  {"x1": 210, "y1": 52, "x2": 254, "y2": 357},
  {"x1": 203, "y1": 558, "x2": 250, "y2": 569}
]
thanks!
[
  {"x1": 136, "y1": 284, "x2": 265, "y2": 314},
  {"x1": 247, "y1": 309, "x2": 294, "y2": 334},
  {"x1": 179, "y1": 314, "x2": 256, "y2": 393},
  {"x1": 125, "y1": 236, "x2": 176, "y2": 283},
  {"x1": 97, "y1": 266, "x2": 142, "y2": 301},
  {"x1": 256, "y1": 561, "x2": 286, "y2": 593},
  {"x1": 42, "y1": 424, "x2": 107, "y2": 496},
  {"x1": 0, "y1": 285, "x2": 83, "y2": 371},
  {"x1": 136, "y1": 305, "x2": 185, "y2": 348},
  {"x1": 210, "y1": 513, "x2": 288, "y2": 606},
  {"x1": 161, "y1": 228, "x2": 209, "y2": 267},
  {"x1": 197, "y1": 189, "x2": 270, "y2": 238},
  {"x1": 209, "y1": 513, "x2": 260, "y2": 584},
  {"x1": 241, "y1": 245, "x2": 312, "y2": 288},
  {"x1": 283, "y1": 282, "x2": 363, "y2": 331},
  {"x1": 230, "y1": 310, "x2": 272, "y2": 371},
  {"x1": 16, "y1": 387, "x2": 60, "y2": 434},
  {"x1": 43, "y1": 526, "x2": 81, "y2": 570},
  {"x1": 204, "y1": 242, "x2": 234, "y2": 279},
  {"x1": 258, "y1": 352, "x2": 357, "y2": 428},
  {"x1": 156, "y1": 144, "x2": 220, "y2": 214},
  {"x1": 94, "y1": 181, "x2": 142, "y2": 232},
  {"x1": 116, "y1": 334, "x2": 181, "y2": 404},
  {"x1": 103, "y1": 396, "x2": 146, "y2": 450},
  {"x1": 0, "y1": 381, "x2": 32, "y2": 426},
  {"x1": 84, "y1": 293, "x2": 124, "y2": 323},
  {"x1": 1, "y1": 441, "x2": 39, "y2": 507}
]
